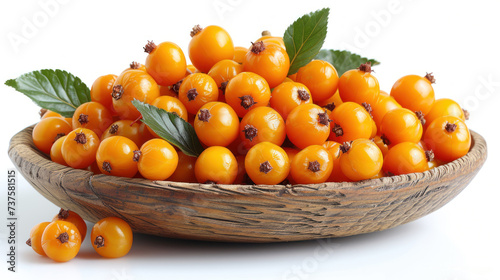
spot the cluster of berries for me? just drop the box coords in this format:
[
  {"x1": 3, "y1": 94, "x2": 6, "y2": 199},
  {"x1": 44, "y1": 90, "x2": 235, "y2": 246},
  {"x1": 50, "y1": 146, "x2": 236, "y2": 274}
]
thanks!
[
  {"x1": 27, "y1": 209, "x2": 132, "y2": 262},
  {"x1": 32, "y1": 25, "x2": 471, "y2": 185}
]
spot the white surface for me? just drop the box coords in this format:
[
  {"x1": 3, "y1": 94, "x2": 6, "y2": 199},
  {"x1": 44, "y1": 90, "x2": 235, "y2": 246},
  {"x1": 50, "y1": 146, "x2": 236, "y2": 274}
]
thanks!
[{"x1": 1, "y1": 0, "x2": 499, "y2": 279}]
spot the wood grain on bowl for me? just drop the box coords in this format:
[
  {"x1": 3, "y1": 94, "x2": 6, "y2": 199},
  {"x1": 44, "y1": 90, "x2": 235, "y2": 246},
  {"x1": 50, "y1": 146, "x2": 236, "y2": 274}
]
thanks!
[{"x1": 9, "y1": 125, "x2": 487, "y2": 242}]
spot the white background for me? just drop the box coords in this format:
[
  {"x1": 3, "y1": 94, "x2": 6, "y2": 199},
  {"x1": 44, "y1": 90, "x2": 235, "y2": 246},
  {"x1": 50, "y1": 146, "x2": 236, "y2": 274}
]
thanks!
[{"x1": 1, "y1": 0, "x2": 499, "y2": 279}]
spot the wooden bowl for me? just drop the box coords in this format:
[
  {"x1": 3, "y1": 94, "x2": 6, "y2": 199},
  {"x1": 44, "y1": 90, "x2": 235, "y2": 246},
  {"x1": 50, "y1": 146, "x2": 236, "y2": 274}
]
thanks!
[{"x1": 9, "y1": 125, "x2": 487, "y2": 243}]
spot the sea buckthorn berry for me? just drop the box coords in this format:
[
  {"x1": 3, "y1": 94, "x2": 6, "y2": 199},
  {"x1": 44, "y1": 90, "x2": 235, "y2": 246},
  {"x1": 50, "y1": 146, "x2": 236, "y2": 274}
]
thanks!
[
  {"x1": 322, "y1": 141, "x2": 351, "y2": 182},
  {"x1": 112, "y1": 69, "x2": 160, "y2": 120},
  {"x1": 207, "y1": 59, "x2": 243, "y2": 101},
  {"x1": 72, "y1": 101, "x2": 114, "y2": 138},
  {"x1": 290, "y1": 145, "x2": 333, "y2": 184},
  {"x1": 233, "y1": 46, "x2": 248, "y2": 64},
  {"x1": 91, "y1": 217, "x2": 133, "y2": 258},
  {"x1": 137, "y1": 139, "x2": 178, "y2": 180},
  {"x1": 423, "y1": 116, "x2": 471, "y2": 162},
  {"x1": 339, "y1": 139, "x2": 383, "y2": 181},
  {"x1": 227, "y1": 135, "x2": 249, "y2": 157},
  {"x1": 371, "y1": 93, "x2": 402, "y2": 128},
  {"x1": 90, "y1": 74, "x2": 118, "y2": 115},
  {"x1": 245, "y1": 142, "x2": 290, "y2": 185},
  {"x1": 152, "y1": 96, "x2": 188, "y2": 121},
  {"x1": 27, "y1": 222, "x2": 51, "y2": 256},
  {"x1": 296, "y1": 60, "x2": 339, "y2": 102},
  {"x1": 96, "y1": 136, "x2": 139, "y2": 178},
  {"x1": 424, "y1": 98, "x2": 466, "y2": 129},
  {"x1": 269, "y1": 82, "x2": 312, "y2": 120},
  {"x1": 52, "y1": 209, "x2": 87, "y2": 242},
  {"x1": 50, "y1": 135, "x2": 68, "y2": 166},
  {"x1": 178, "y1": 73, "x2": 219, "y2": 115},
  {"x1": 159, "y1": 85, "x2": 178, "y2": 97},
  {"x1": 338, "y1": 62, "x2": 380, "y2": 106},
  {"x1": 189, "y1": 25, "x2": 234, "y2": 73},
  {"x1": 225, "y1": 72, "x2": 271, "y2": 118},
  {"x1": 144, "y1": 40, "x2": 187, "y2": 86},
  {"x1": 383, "y1": 142, "x2": 430, "y2": 175},
  {"x1": 286, "y1": 104, "x2": 331, "y2": 149},
  {"x1": 328, "y1": 102, "x2": 372, "y2": 143},
  {"x1": 243, "y1": 40, "x2": 290, "y2": 88},
  {"x1": 61, "y1": 128, "x2": 100, "y2": 169},
  {"x1": 194, "y1": 102, "x2": 239, "y2": 147},
  {"x1": 102, "y1": 120, "x2": 153, "y2": 148},
  {"x1": 390, "y1": 73, "x2": 436, "y2": 115},
  {"x1": 40, "y1": 109, "x2": 62, "y2": 119},
  {"x1": 32, "y1": 117, "x2": 72, "y2": 154},
  {"x1": 41, "y1": 221, "x2": 81, "y2": 262},
  {"x1": 169, "y1": 151, "x2": 198, "y2": 183},
  {"x1": 380, "y1": 108, "x2": 423, "y2": 146},
  {"x1": 194, "y1": 146, "x2": 238, "y2": 184},
  {"x1": 239, "y1": 107, "x2": 286, "y2": 149}
]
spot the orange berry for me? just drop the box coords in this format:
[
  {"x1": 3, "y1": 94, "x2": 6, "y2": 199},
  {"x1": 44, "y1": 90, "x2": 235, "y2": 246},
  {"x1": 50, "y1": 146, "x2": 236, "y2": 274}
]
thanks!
[
  {"x1": 383, "y1": 142, "x2": 430, "y2": 175},
  {"x1": 240, "y1": 107, "x2": 286, "y2": 149},
  {"x1": 32, "y1": 117, "x2": 72, "y2": 154},
  {"x1": 290, "y1": 145, "x2": 333, "y2": 184},
  {"x1": 269, "y1": 82, "x2": 312, "y2": 120},
  {"x1": 423, "y1": 116, "x2": 471, "y2": 162},
  {"x1": 188, "y1": 25, "x2": 234, "y2": 73},
  {"x1": 27, "y1": 222, "x2": 51, "y2": 256},
  {"x1": 144, "y1": 41, "x2": 187, "y2": 86},
  {"x1": 296, "y1": 60, "x2": 339, "y2": 102},
  {"x1": 328, "y1": 102, "x2": 372, "y2": 143},
  {"x1": 137, "y1": 139, "x2": 178, "y2": 180},
  {"x1": 194, "y1": 146, "x2": 238, "y2": 184},
  {"x1": 390, "y1": 73, "x2": 436, "y2": 115},
  {"x1": 90, "y1": 74, "x2": 118, "y2": 115},
  {"x1": 207, "y1": 59, "x2": 243, "y2": 101},
  {"x1": 96, "y1": 136, "x2": 139, "y2": 178},
  {"x1": 338, "y1": 62, "x2": 380, "y2": 106},
  {"x1": 286, "y1": 104, "x2": 331, "y2": 149},
  {"x1": 91, "y1": 217, "x2": 133, "y2": 258},
  {"x1": 380, "y1": 108, "x2": 423, "y2": 146},
  {"x1": 178, "y1": 73, "x2": 219, "y2": 115},
  {"x1": 339, "y1": 139, "x2": 383, "y2": 181},
  {"x1": 194, "y1": 102, "x2": 239, "y2": 147},
  {"x1": 243, "y1": 41, "x2": 290, "y2": 88},
  {"x1": 61, "y1": 128, "x2": 100, "y2": 169},
  {"x1": 41, "y1": 221, "x2": 81, "y2": 262},
  {"x1": 245, "y1": 142, "x2": 290, "y2": 185},
  {"x1": 52, "y1": 208, "x2": 87, "y2": 242},
  {"x1": 169, "y1": 152, "x2": 197, "y2": 183},
  {"x1": 225, "y1": 72, "x2": 271, "y2": 118},
  {"x1": 72, "y1": 101, "x2": 114, "y2": 138}
]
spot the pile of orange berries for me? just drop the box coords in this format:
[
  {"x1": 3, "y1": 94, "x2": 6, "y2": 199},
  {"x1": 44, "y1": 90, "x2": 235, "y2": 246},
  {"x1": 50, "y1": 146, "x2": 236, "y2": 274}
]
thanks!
[
  {"x1": 33, "y1": 25, "x2": 471, "y2": 185},
  {"x1": 27, "y1": 209, "x2": 133, "y2": 262}
]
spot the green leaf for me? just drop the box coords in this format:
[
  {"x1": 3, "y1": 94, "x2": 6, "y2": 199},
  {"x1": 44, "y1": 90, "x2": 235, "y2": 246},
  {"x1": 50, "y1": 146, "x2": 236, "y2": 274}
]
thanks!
[
  {"x1": 284, "y1": 8, "x2": 329, "y2": 75},
  {"x1": 132, "y1": 100, "x2": 204, "y2": 157},
  {"x1": 315, "y1": 49, "x2": 380, "y2": 76},
  {"x1": 5, "y1": 69, "x2": 90, "y2": 118}
]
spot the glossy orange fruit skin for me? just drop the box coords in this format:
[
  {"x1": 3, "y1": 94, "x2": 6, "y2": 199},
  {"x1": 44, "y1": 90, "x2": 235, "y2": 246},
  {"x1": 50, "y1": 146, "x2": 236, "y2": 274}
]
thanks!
[
  {"x1": 256, "y1": 35, "x2": 286, "y2": 49},
  {"x1": 233, "y1": 46, "x2": 248, "y2": 64},
  {"x1": 189, "y1": 25, "x2": 234, "y2": 73},
  {"x1": 194, "y1": 146, "x2": 238, "y2": 184},
  {"x1": 328, "y1": 102, "x2": 372, "y2": 143},
  {"x1": 52, "y1": 209, "x2": 88, "y2": 242},
  {"x1": 383, "y1": 142, "x2": 429, "y2": 175},
  {"x1": 239, "y1": 106, "x2": 286, "y2": 149},
  {"x1": 178, "y1": 73, "x2": 219, "y2": 115},
  {"x1": 390, "y1": 74, "x2": 435, "y2": 115},
  {"x1": 41, "y1": 221, "x2": 81, "y2": 262},
  {"x1": 194, "y1": 102, "x2": 240, "y2": 147},
  {"x1": 96, "y1": 136, "x2": 139, "y2": 178},
  {"x1": 372, "y1": 135, "x2": 389, "y2": 157},
  {"x1": 322, "y1": 141, "x2": 351, "y2": 182},
  {"x1": 145, "y1": 41, "x2": 187, "y2": 86},
  {"x1": 286, "y1": 104, "x2": 331, "y2": 149},
  {"x1": 90, "y1": 74, "x2": 118, "y2": 115},
  {"x1": 137, "y1": 139, "x2": 178, "y2": 180},
  {"x1": 296, "y1": 60, "x2": 339, "y2": 102},
  {"x1": 207, "y1": 59, "x2": 243, "y2": 101},
  {"x1": 225, "y1": 72, "x2": 271, "y2": 118},
  {"x1": 338, "y1": 68, "x2": 380, "y2": 106},
  {"x1": 243, "y1": 41, "x2": 290, "y2": 88},
  {"x1": 169, "y1": 151, "x2": 198, "y2": 183},
  {"x1": 283, "y1": 147, "x2": 299, "y2": 184},
  {"x1": 290, "y1": 145, "x2": 333, "y2": 184},
  {"x1": 380, "y1": 108, "x2": 423, "y2": 145},
  {"x1": 245, "y1": 142, "x2": 290, "y2": 185},
  {"x1": 152, "y1": 96, "x2": 188, "y2": 121},
  {"x1": 32, "y1": 117, "x2": 72, "y2": 154},
  {"x1": 102, "y1": 120, "x2": 153, "y2": 148},
  {"x1": 61, "y1": 128, "x2": 100, "y2": 169},
  {"x1": 50, "y1": 135, "x2": 68, "y2": 166},
  {"x1": 112, "y1": 70, "x2": 160, "y2": 120},
  {"x1": 339, "y1": 139, "x2": 383, "y2": 181},
  {"x1": 72, "y1": 101, "x2": 114, "y2": 138},
  {"x1": 28, "y1": 222, "x2": 51, "y2": 256},
  {"x1": 423, "y1": 116, "x2": 471, "y2": 162},
  {"x1": 91, "y1": 217, "x2": 133, "y2": 258},
  {"x1": 371, "y1": 94, "x2": 402, "y2": 128},
  {"x1": 269, "y1": 81, "x2": 312, "y2": 120},
  {"x1": 233, "y1": 155, "x2": 247, "y2": 184},
  {"x1": 424, "y1": 98, "x2": 466, "y2": 129}
]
